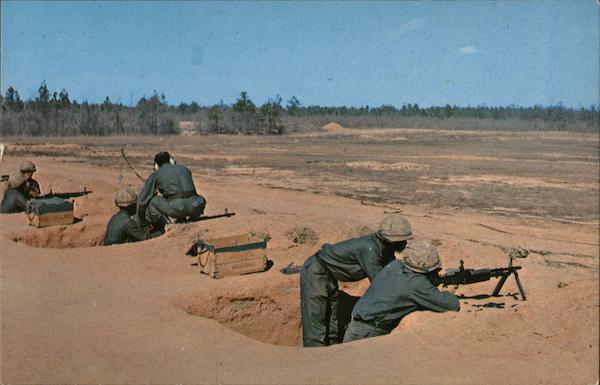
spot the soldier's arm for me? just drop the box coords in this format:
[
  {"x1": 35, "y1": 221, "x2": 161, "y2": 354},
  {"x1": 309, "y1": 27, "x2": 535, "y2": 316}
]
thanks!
[
  {"x1": 412, "y1": 282, "x2": 460, "y2": 312},
  {"x1": 124, "y1": 219, "x2": 151, "y2": 242},
  {"x1": 27, "y1": 179, "x2": 41, "y2": 198},
  {"x1": 359, "y1": 245, "x2": 386, "y2": 282},
  {"x1": 136, "y1": 173, "x2": 157, "y2": 223}
]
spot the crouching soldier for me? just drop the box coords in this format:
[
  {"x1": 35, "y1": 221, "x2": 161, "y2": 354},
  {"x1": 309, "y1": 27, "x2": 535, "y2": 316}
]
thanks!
[
  {"x1": 104, "y1": 188, "x2": 164, "y2": 245},
  {"x1": 137, "y1": 152, "x2": 206, "y2": 228},
  {"x1": 300, "y1": 215, "x2": 413, "y2": 347},
  {"x1": 343, "y1": 240, "x2": 460, "y2": 343},
  {"x1": 1, "y1": 161, "x2": 41, "y2": 213}
]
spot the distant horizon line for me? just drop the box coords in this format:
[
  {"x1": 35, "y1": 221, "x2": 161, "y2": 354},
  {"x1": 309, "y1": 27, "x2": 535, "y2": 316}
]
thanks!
[{"x1": 2, "y1": 83, "x2": 598, "y2": 111}]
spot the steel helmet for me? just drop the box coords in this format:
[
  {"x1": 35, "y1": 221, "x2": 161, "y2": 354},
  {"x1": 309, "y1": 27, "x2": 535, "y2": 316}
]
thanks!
[
  {"x1": 378, "y1": 215, "x2": 413, "y2": 242},
  {"x1": 19, "y1": 161, "x2": 37, "y2": 173},
  {"x1": 401, "y1": 239, "x2": 442, "y2": 273},
  {"x1": 115, "y1": 188, "x2": 138, "y2": 207}
]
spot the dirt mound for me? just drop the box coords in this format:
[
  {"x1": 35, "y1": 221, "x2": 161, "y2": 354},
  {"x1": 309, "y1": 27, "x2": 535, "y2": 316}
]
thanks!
[
  {"x1": 285, "y1": 225, "x2": 319, "y2": 245},
  {"x1": 322, "y1": 122, "x2": 347, "y2": 132},
  {"x1": 178, "y1": 121, "x2": 199, "y2": 136},
  {"x1": 13, "y1": 222, "x2": 105, "y2": 248}
]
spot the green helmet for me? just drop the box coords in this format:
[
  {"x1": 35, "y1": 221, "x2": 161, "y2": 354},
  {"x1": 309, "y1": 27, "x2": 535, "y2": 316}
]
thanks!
[
  {"x1": 401, "y1": 240, "x2": 442, "y2": 273},
  {"x1": 378, "y1": 215, "x2": 413, "y2": 242},
  {"x1": 115, "y1": 188, "x2": 138, "y2": 207},
  {"x1": 20, "y1": 161, "x2": 37, "y2": 173}
]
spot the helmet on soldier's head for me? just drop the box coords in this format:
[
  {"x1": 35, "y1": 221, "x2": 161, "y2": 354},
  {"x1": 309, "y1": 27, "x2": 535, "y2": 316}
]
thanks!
[
  {"x1": 401, "y1": 240, "x2": 442, "y2": 273},
  {"x1": 20, "y1": 161, "x2": 37, "y2": 173},
  {"x1": 115, "y1": 188, "x2": 138, "y2": 207},
  {"x1": 377, "y1": 215, "x2": 413, "y2": 242}
]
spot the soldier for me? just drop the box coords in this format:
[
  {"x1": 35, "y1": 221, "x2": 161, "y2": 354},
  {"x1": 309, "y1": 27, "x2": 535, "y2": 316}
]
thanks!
[
  {"x1": 343, "y1": 240, "x2": 460, "y2": 343},
  {"x1": 104, "y1": 188, "x2": 164, "y2": 245},
  {"x1": 137, "y1": 152, "x2": 206, "y2": 227},
  {"x1": 1, "y1": 161, "x2": 41, "y2": 213},
  {"x1": 300, "y1": 215, "x2": 413, "y2": 347}
]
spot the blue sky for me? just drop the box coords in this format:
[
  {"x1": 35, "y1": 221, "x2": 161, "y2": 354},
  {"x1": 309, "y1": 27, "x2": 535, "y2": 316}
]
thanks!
[{"x1": 1, "y1": 1, "x2": 598, "y2": 108}]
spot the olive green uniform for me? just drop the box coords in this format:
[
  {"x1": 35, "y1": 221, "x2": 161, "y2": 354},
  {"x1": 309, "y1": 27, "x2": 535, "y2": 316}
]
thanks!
[
  {"x1": 1, "y1": 178, "x2": 40, "y2": 213},
  {"x1": 343, "y1": 260, "x2": 459, "y2": 343},
  {"x1": 300, "y1": 234, "x2": 396, "y2": 347},
  {"x1": 137, "y1": 164, "x2": 206, "y2": 225},
  {"x1": 103, "y1": 210, "x2": 163, "y2": 245}
]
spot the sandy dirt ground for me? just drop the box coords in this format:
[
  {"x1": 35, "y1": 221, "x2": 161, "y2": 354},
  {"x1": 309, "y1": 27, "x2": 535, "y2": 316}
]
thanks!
[{"x1": 0, "y1": 128, "x2": 598, "y2": 384}]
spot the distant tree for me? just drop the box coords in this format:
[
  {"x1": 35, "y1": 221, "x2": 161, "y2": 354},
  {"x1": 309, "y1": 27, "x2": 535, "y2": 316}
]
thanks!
[
  {"x1": 232, "y1": 91, "x2": 258, "y2": 133},
  {"x1": 58, "y1": 89, "x2": 71, "y2": 110},
  {"x1": 207, "y1": 105, "x2": 224, "y2": 133},
  {"x1": 259, "y1": 95, "x2": 285, "y2": 134},
  {"x1": 286, "y1": 96, "x2": 302, "y2": 116},
  {"x1": 102, "y1": 96, "x2": 113, "y2": 111},
  {"x1": 189, "y1": 101, "x2": 201, "y2": 114},
  {"x1": 36, "y1": 81, "x2": 50, "y2": 113},
  {"x1": 137, "y1": 91, "x2": 171, "y2": 134},
  {"x1": 3, "y1": 86, "x2": 24, "y2": 112}
]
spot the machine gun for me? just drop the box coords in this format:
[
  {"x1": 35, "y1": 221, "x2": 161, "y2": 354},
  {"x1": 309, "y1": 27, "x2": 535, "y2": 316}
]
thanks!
[
  {"x1": 435, "y1": 254, "x2": 527, "y2": 300},
  {"x1": 38, "y1": 188, "x2": 92, "y2": 200}
]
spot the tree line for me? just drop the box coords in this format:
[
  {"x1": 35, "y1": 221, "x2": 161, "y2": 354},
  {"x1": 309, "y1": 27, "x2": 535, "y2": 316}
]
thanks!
[{"x1": 1, "y1": 82, "x2": 598, "y2": 136}]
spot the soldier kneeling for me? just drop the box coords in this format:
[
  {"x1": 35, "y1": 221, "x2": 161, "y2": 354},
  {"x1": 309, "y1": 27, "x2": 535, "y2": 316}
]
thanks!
[
  {"x1": 343, "y1": 240, "x2": 460, "y2": 343},
  {"x1": 137, "y1": 152, "x2": 206, "y2": 228},
  {"x1": 103, "y1": 188, "x2": 164, "y2": 245}
]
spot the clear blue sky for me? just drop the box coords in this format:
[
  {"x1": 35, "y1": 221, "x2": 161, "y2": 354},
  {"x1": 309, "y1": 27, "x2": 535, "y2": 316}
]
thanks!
[{"x1": 1, "y1": 0, "x2": 598, "y2": 108}]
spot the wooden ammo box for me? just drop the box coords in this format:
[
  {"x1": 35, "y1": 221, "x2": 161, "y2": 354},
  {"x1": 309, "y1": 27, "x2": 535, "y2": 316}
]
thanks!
[
  {"x1": 26, "y1": 197, "x2": 74, "y2": 228},
  {"x1": 190, "y1": 233, "x2": 268, "y2": 279}
]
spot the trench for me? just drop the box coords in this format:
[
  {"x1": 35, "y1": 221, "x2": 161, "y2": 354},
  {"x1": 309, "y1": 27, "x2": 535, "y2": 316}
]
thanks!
[
  {"x1": 173, "y1": 282, "x2": 361, "y2": 347},
  {"x1": 11, "y1": 219, "x2": 106, "y2": 248}
]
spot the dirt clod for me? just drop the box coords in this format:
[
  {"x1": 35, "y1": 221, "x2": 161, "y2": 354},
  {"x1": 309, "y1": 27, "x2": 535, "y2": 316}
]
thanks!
[
  {"x1": 508, "y1": 246, "x2": 529, "y2": 259},
  {"x1": 285, "y1": 225, "x2": 319, "y2": 245}
]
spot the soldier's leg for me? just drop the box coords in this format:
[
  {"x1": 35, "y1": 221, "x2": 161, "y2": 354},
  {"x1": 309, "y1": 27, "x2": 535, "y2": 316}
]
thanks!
[
  {"x1": 181, "y1": 195, "x2": 206, "y2": 220},
  {"x1": 0, "y1": 189, "x2": 27, "y2": 213},
  {"x1": 327, "y1": 279, "x2": 340, "y2": 345},
  {"x1": 342, "y1": 320, "x2": 389, "y2": 343},
  {"x1": 301, "y1": 255, "x2": 334, "y2": 347},
  {"x1": 145, "y1": 196, "x2": 170, "y2": 225}
]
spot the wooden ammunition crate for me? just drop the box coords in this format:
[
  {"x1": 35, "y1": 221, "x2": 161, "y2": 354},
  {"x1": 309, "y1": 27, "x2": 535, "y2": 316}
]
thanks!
[
  {"x1": 192, "y1": 233, "x2": 268, "y2": 279},
  {"x1": 26, "y1": 197, "x2": 74, "y2": 228}
]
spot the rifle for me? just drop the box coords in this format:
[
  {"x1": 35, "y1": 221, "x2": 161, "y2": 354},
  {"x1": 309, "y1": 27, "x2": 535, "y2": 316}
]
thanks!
[
  {"x1": 186, "y1": 208, "x2": 236, "y2": 222},
  {"x1": 38, "y1": 189, "x2": 92, "y2": 200},
  {"x1": 435, "y1": 255, "x2": 527, "y2": 300}
]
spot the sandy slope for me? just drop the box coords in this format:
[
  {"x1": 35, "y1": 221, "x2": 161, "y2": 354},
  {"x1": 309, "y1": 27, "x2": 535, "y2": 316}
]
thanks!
[{"x1": 0, "y1": 154, "x2": 598, "y2": 384}]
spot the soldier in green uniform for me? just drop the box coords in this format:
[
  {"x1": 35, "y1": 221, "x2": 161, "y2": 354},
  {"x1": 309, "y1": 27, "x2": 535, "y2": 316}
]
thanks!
[
  {"x1": 1, "y1": 161, "x2": 41, "y2": 213},
  {"x1": 104, "y1": 188, "x2": 164, "y2": 245},
  {"x1": 343, "y1": 240, "x2": 460, "y2": 343},
  {"x1": 137, "y1": 152, "x2": 206, "y2": 227},
  {"x1": 300, "y1": 215, "x2": 414, "y2": 347}
]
